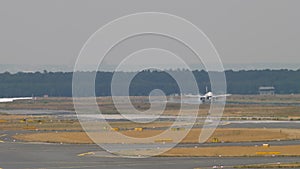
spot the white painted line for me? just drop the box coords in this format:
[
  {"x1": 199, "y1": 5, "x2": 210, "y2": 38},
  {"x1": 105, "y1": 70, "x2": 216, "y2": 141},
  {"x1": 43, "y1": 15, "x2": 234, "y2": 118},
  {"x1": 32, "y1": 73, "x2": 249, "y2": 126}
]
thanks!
[
  {"x1": 0, "y1": 134, "x2": 7, "y2": 137},
  {"x1": 77, "y1": 152, "x2": 95, "y2": 157}
]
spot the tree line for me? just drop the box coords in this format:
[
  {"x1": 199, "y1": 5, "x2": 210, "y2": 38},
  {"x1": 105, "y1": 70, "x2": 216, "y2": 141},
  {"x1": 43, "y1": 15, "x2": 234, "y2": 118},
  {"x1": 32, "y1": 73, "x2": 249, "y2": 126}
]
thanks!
[{"x1": 0, "y1": 69, "x2": 299, "y2": 97}]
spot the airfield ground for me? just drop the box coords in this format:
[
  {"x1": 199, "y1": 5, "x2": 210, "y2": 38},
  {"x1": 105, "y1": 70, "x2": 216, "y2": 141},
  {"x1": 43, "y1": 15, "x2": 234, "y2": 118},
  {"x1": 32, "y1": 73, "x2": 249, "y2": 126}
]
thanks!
[
  {"x1": 12, "y1": 128, "x2": 300, "y2": 144},
  {"x1": 0, "y1": 95, "x2": 300, "y2": 118},
  {"x1": 0, "y1": 95, "x2": 300, "y2": 163},
  {"x1": 235, "y1": 162, "x2": 300, "y2": 168}
]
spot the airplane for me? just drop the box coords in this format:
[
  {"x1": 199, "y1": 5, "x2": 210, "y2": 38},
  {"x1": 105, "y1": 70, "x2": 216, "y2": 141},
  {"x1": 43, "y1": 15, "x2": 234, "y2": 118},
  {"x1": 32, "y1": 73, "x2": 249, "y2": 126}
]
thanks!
[
  {"x1": 184, "y1": 92, "x2": 231, "y2": 103},
  {"x1": 168, "y1": 87, "x2": 231, "y2": 104},
  {"x1": 0, "y1": 97, "x2": 33, "y2": 103}
]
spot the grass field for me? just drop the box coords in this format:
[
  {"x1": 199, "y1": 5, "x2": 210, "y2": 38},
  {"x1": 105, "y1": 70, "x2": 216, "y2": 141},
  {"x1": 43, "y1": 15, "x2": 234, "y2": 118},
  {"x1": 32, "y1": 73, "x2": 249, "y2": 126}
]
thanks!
[
  {"x1": 1, "y1": 95, "x2": 300, "y2": 157},
  {"x1": 1, "y1": 95, "x2": 300, "y2": 118},
  {"x1": 13, "y1": 128, "x2": 300, "y2": 144},
  {"x1": 235, "y1": 162, "x2": 300, "y2": 168},
  {"x1": 127, "y1": 145, "x2": 300, "y2": 157},
  {"x1": 1, "y1": 95, "x2": 300, "y2": 132}
]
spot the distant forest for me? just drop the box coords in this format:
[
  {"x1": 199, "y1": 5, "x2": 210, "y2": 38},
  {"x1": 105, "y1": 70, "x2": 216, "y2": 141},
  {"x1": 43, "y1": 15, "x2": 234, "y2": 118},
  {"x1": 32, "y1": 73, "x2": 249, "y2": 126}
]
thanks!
[{"x1": 0, "y1": 69, "x2": 299, "y2": 97}]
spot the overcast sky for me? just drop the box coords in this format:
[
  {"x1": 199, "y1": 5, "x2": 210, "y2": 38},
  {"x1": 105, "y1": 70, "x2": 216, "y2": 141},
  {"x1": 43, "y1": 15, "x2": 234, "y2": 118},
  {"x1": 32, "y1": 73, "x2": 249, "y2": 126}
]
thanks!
[{"x1": 0, "y1": 0, "x2": 299, "y2": 72}]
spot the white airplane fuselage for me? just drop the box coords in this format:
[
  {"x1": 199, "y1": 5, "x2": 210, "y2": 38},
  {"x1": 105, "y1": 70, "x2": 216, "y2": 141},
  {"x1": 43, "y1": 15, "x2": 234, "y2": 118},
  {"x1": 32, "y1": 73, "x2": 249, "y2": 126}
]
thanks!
[{"x1": 200, "y1": 92, "x2": 213, "y2": 102}]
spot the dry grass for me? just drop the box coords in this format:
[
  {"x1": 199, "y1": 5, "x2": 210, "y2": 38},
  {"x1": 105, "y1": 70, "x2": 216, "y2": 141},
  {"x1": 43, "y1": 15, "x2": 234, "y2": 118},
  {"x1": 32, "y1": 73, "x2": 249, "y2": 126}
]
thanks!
[
  {"x1": 158, "y1": 145, "x2": 300, "y2": 157},
  {"x1": 108, "y1": 144, "x2": 300, "y2": 157},
  {"x1": 235, "y1": 162, "x2": 300, "y2": 168},
  {"x1": 0, "y1": 115, "x2": 174, "y2": 131},
  {"x1": 0, "y1": 117, "x2": 83, "y2": 131},
  {"x1": 14, "y1": 132, "x2": 93, "y2": 144},
  {"x1": 13, "y1": 128, "x2": 300, "y2": 144},
  {"x1": 0, "y1": 114, "x2": 28, "y2": 120},
  {"x1": 1, "y1": 95, "x2": 300, "y2": 118},
  {"x1": 227, "y1": 94, "x2": 300, "y2": 104}
]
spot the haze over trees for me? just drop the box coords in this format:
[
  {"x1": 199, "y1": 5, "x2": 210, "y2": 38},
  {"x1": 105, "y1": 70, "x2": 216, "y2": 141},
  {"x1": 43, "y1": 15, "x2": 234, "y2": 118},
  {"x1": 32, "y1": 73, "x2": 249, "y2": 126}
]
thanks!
[{"x1": 0, "y1": 69, "x2": 299, "y2": 97}]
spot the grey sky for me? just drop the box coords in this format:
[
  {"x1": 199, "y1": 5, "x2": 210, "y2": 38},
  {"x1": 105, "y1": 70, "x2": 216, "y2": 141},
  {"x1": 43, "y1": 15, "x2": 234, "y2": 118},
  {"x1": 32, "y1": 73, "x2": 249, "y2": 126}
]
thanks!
[{"x1": 0, "y1": 0, "x2": 299, "y2": 71}]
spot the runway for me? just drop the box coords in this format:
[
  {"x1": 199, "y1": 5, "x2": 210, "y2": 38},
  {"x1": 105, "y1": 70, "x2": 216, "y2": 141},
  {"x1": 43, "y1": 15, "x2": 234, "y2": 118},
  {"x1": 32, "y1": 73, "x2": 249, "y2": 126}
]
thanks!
[{"x1": 0, "y1": 142, "x2": 299, "y2": 169}]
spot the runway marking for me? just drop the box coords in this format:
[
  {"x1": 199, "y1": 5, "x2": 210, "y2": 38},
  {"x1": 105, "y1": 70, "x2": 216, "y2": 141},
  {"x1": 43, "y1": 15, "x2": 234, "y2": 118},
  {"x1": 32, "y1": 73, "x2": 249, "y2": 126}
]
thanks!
[
  {"x1": 0, "y1": 134, "x2": 7, "y2": 143},
  {"x1": 256, "y1": 151, "x2": 281, "y2": 155},
  {"x1": 0, "y1": 134, "x2": 7, "y2": 137},
  {"x1": 77, "y1": 152, "x2": 95, "y2": 157}
]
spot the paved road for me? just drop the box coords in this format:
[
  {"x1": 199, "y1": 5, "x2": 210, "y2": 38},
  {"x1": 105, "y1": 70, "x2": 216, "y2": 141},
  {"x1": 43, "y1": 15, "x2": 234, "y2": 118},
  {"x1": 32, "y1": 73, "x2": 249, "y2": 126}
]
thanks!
[{"x1": 0, "y1": 142, "x2": 300, "y2": 169}]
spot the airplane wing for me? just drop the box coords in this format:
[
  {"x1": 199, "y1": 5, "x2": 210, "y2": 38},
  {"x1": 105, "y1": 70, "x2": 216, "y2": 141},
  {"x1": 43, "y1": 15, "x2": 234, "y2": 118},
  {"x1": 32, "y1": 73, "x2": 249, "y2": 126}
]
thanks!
[
  {"x1": 166, "y1": 95, "x2": 204, "y2": 105},
  {"x1": 0, "y1": 97, "x2": 33, "y2": 103},
  {"x1": 212, "y1": 94, "x2": 232, "y2": 98},
  {"x1": 166, "y1": 99, "x2": 203, "y2": 104},
  {"x1": 11, "y1": 97, "x2": 33, "y2": 101},
  {"x1": 184, "y1": 94, "x2": 202, "y2": 98},
  {"x1": 0, "y1": 98, "x2": 14, "y2": 103}
]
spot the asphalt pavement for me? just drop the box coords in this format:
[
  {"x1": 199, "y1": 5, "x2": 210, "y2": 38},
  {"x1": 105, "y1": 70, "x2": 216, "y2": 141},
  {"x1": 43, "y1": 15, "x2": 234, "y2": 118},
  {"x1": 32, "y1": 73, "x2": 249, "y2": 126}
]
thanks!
[{"x1": 0, "y1": 142, "x2": 300, "y2": 169}]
